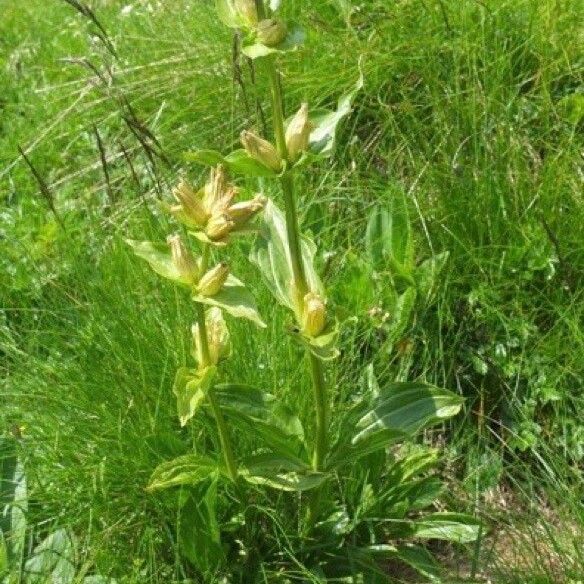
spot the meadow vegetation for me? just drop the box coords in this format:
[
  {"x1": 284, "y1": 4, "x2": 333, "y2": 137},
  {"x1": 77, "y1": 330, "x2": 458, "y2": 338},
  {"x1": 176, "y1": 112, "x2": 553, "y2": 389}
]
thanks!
[{"x1": 1, "y1": 0, "x2": 583, "y2": 582}]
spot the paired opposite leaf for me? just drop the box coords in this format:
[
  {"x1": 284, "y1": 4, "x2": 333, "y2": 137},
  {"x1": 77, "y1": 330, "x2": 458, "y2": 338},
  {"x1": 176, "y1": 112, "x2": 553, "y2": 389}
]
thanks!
[
  {"x1": 193, "y1": 274, "x2": 266, "y2": 328},
  {"x1": 173, "y1": 366, "x2": 217, "y2": 427},
  {"x1": 250, "y1": 199, "x2": 324, "y2": 313}
]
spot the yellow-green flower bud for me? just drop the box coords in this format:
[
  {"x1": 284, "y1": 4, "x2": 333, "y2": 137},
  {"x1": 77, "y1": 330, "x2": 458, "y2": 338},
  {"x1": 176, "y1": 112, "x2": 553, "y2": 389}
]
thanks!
[
  {"x1": 285, "y1": 103, "x2": 312, "y2": 162},
  {"x1": 256, "y1": 18, "x2": 287, "y2": 47},
  {"x1": 301, "y1": 292, "x2": 327, "y2": 337},
  {"x1": 172, "y1": 180, "x2": 209, "y2": 227},
  {"x1": 167, "y1": 234, "x2": 199, "y2": 285},
  {"x1": 198, "y1": 263, "x2": 230, "y2": 297},
  {"x1": 228, "y1": 194, "x2": 267, "y2": 228},
  {"x1": 206, "y1": 213, "x2": 235, "y2": 242},
  {"x1": 201, "y1": 165, "x2": 234, "y2": 217},
  {"x1": 241, "y1": 130, "x2": 282, "y2": 172},
  {"x1": 236, "y1": 0, "x2": 258, "y2": 27}
]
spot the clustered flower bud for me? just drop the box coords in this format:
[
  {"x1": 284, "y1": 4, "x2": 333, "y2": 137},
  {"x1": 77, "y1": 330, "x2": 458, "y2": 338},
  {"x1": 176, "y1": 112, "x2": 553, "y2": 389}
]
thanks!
[
  {"x1": 256, "y1": 18, "x2": 287, "y2": 47},
  {"x1": 301, "y1": 291, "x2": 327, "y2": 337},
  {"x1": 235, "y1": 0, "x2": 258, "y2": 27},
  {"x1": 167, "y1": 166, "x2": 265, "y2": 244},
  {"x1": 285, "y1": 103, "x2": 312, "y2": 162},
  {"x1": 241, "y1": 130, "x2": 283, "y2": 172},
  {"x1": 167, "y1": 234, "x2": 200, "y2": 285},
  {"x1": 197, "y1": 263, "x2": 230, "y2": 297}
]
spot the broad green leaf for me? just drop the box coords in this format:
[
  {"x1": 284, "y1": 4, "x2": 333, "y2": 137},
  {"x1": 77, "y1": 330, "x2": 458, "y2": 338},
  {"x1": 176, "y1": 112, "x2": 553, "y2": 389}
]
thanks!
[
  {"x1": 353, "y1": 382, "x2": 464, "y2": 443},
  {"x1": 224, "y1": 149, "x2": 277, "y2": 177},
  {"x1": 147, "y1": 454, "x2": 218, "y2": 492},
  {"x1": 366, "y1": 192, "x2": 414, "y2": 277},
  {"x1": 24, "y1": 529, "x2": 76, "y2": 584},
  {"x1": 241, "y1": 453, "x2": 326, "y2": 492},
  {"x1": 193, "y1": 274, "x2": 266, "y2": 328},
  {"x1": 411, "y1": 512, "x2": 481, "y2": 543},
  {"x1": 327, "y1": 428, "x2": 408, "y2": 469},
  {"x1": 126, "y1": 240, "x2": 191, "y2": 286},
  {"x1": 215, "y1": 0, "x2": 243, "y2": 28},
  {"x1": 173, "y1": 366, "x2": 217, "y2": 427},
  {"x1": 214, "y1": 384, "x2": 307, "y2": 459},
  {"x1": 242, "y1": 23, "x2": 305, "y2": 60},
  {"x1": 250, "y1": 199, "x2": 324, "y2": 313},
  {"x1": 308, "y1": 66, "x2": 363, "y2": 156},
  {"x1": 178, "y1": 482, "x2": 224, "y2": 575}
]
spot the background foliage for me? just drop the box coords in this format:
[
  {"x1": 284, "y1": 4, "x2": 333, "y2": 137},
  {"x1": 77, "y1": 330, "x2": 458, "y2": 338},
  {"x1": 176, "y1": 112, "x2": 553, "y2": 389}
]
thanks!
[{"x1": 1, "y1": 0, "x2": 583, "y2": 581}]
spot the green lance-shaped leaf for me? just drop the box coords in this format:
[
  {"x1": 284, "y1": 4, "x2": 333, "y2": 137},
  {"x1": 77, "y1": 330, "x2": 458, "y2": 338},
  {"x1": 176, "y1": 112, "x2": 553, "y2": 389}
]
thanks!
[
  {"x1": 147, "y1": 454, "x2": 219, "y2": 492},
  {"x1": 193, "y1": 273, "x2": 266, "y2": 328},
  {"x1": 305, "y1": 65, "x2": 364, "y2": 157},
  {"x1": 365, "y1": 190, "x2": 415, "y2": 278},
  {"x1": 214, "y1": 384, "x2": 307, "y2": 460},
  {"x1": 184, "y1": 149, "x2": 278, "y2": 178},
  {"x1": 242, "y1": 22, "x2": 306, "y2": 60},
  {"x1": 410, "y1": 512, "x2": 482, "y2": 544},
  {"x1": 173, "y1": 366, "x2": 217, "y2": 427},
  {"x1": 326, "y1": 427, "x2": 409, "y2": 470},
  {"x1": 240, "y1": 453, "x2": 327, "y2": 492},
  {"x1": 250, "y1": 199, "x2": 324, "y2": 313},
  {"x1": 353, "y1": 382, "x2": 464, "y2": 444},
  {"x1": 24, "y1": 529, "x2": 77, "y2": 584}
]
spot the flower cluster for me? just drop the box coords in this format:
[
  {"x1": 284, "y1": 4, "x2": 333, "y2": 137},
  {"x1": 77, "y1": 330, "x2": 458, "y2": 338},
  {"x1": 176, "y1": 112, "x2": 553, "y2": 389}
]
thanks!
[{"x1": 165, "y1": 165, "x2": 266, "y2": 246}]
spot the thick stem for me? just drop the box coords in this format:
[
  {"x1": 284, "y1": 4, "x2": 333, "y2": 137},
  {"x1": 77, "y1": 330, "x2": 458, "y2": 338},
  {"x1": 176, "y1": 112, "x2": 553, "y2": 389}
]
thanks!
[
  {"x1": 309, "y1": 353, "x2": 327, "y2": 470},
  {"x1": 196, "y1": 245, "x2": 238, "y2": 482},
  {"x1": 264, "y1": 57, "x2": 328, "y2": 527}
]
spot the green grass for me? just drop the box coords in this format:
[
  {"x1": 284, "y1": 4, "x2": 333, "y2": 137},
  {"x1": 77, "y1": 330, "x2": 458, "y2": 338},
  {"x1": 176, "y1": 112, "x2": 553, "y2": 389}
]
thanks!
[{"x1": 2, "y1": 0, "x2": 583, "y2": 581}]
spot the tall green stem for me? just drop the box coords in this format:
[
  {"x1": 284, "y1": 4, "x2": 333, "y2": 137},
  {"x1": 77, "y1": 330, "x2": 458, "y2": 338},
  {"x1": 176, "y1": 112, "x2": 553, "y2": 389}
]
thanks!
[
  {"x1": 196, "y1": 246, "x2": 238, "y2": 482},
  {"x1": 264, "y1": 57, "x2": 328, "y2": 497}
]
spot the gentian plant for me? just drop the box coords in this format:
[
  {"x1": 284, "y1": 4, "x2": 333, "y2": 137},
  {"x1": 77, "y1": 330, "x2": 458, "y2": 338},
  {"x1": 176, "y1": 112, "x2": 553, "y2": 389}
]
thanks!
[{"x1": 127, "y1": 0, "x2": 480, "y2": 580}]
